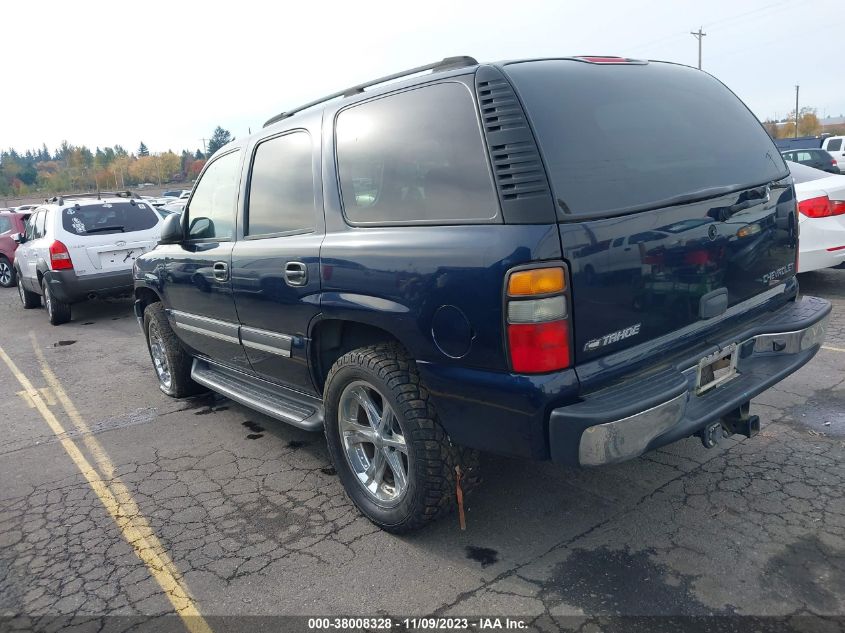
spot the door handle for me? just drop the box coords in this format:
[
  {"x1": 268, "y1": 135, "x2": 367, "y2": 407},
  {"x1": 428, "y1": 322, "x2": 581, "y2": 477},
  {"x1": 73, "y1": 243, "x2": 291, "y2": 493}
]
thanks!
[
  {"x1": 213, "y1": 261, "x2": 229, "y2": 281},
  {"x1": 284, "y1": 261, "x2": 307, "y2": 287}
]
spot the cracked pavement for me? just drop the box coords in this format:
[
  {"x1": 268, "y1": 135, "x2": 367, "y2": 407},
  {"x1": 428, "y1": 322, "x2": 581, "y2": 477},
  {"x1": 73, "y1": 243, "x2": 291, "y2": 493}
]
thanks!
[{"x1": 1, "y1": 270, "x2": 844, "y2": 631}]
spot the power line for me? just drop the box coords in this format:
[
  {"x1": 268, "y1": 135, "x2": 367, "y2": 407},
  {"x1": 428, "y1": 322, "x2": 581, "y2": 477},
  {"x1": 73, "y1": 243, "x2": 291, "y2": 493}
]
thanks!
[{"x1": 690, "y1": 27, "x2": 706, "y2": 69}]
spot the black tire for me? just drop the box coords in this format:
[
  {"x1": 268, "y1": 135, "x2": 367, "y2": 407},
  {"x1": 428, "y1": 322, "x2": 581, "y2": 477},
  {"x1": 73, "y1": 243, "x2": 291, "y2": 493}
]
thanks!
[
  {"x1": 323, "y1": 343, "x2": 480, "y2": 533},
  {"x1": 0, "y1": 257, "x2": 15, "y2": 288},
  {"x1": 143, "y1": 302, "x2": 203, "y2": 398},
  {"x1": 17, "y1": 274, "x2": 40, "y2": 309},
  {"x1": 42, "y1": 278, "x2": 71, "y2": 325}
]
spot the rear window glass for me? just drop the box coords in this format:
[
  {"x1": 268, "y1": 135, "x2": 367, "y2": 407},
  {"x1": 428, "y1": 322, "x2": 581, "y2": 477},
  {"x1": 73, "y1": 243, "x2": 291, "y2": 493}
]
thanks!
[
  {"x1": 827, "y1": 139, "x2": 842, "y2": 152},
  {"x1": 505, "y1": 60, "x2": 789, "y2": 218},
  {"x1": 62, "y1": 202, "x2": 158, "y2": 236},
  {"x1": 336, "y1": 82, "x2": 498, "y2": 225}
]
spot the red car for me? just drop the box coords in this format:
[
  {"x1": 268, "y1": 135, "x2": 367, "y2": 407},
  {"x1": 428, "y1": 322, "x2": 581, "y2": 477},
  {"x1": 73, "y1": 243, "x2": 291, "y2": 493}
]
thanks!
[{"x1": 0, "y1": 211, "x2": 31, "y2": 288}]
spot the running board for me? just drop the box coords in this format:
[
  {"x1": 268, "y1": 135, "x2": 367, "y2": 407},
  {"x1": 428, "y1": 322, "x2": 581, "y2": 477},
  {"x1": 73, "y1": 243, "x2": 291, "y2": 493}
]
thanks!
[{"x1": 191, "y1": 359, "x2": 323, "y2": 431}]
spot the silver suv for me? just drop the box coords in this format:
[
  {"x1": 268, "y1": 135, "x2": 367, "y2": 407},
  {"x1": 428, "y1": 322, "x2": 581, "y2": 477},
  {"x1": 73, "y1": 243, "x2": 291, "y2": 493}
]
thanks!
[{"x1": 14, "y1": 192, "x2": 162, "y2": 325}]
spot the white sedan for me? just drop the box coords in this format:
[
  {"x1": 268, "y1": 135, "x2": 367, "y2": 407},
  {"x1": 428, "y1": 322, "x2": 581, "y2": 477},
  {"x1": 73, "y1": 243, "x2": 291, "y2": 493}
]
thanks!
[{"x1": 790, "y1": 161, "x2": 845, "y2": 273}]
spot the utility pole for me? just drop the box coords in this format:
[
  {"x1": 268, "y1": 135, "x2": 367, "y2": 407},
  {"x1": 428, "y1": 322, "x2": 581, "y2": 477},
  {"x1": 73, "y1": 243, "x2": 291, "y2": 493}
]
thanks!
[
  {"x1": 691, "y1": 27, "x2": 706, "y2": 70},
  {"x1": 794, "y1": 85, "x2": 800, "y2": 139},
  {"x1": 200, "y1": 139, "x2": 208, "y2": 158}
]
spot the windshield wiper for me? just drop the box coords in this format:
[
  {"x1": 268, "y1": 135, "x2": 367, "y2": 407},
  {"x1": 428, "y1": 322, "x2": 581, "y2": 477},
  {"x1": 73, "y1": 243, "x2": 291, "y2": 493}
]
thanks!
[{"x1": 84, "y1": 225, "x2": 125, "y2": 233}]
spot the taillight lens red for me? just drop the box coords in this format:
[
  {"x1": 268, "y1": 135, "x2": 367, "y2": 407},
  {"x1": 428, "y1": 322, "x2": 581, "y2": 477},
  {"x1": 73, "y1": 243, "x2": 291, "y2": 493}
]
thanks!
[
  {"x1": 49, "y1": 240, "x2": 73, "y2": 270},
  {"x1": 797, "y1": 195, "x2": 845, "y2": 218},
  {"x1": 507, "y1": 321, "x2": 570, "y2": 373},
  {"x1": 505, "y1": 265, "x2": 572, "y2": 373}
]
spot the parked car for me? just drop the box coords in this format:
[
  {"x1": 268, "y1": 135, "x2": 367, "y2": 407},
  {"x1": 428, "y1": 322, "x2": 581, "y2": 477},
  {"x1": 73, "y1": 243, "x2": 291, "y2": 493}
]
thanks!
[
  {"x1": 178, "y1": 190, "x2": 191, "y2": 200},
  {"x1": 134, "y1": 55, "x2": 829, "y2": 532},
  {"x1": 13, "y1": 204, "x2": 39, "y2": 213},
  {"x1": 161, "y1": 190, "x2": 184, "y2": 198},
  {"x1": 788, "y1": 161, "x2": 845, "y2": 272},
  {"x1": 780, "y1": 148, "x2": 840, "y2": 173},
  {"x1": 822, "y1": 136, "x2": 845, "y2": 167},
  {"x1": 158, "y1": 200, "x2": 186, "y2": 216},
  {"x1": 14, "y1": 192, "x2": 162, "y2": 324},
  {"x1": 0, "y1": 211, "x2": 31, "y2": 287}
]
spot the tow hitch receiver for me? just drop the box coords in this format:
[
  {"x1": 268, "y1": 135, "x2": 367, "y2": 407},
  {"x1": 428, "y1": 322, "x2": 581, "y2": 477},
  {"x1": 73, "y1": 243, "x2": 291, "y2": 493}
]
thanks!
[
  {"x1": 699, "y1": 402, "x2": 760, "y2": 448},
  {"x1": 721, "y1": 402, "x2": 760, "y2": 439}
]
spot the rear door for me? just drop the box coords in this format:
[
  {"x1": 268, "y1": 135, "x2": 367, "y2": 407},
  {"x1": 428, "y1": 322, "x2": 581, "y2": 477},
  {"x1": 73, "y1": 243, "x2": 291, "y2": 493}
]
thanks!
[
  {"x1": 504, "y1": 59, "x2": 796, "y2": 364},
  {"x1": 231, "y1": 127, "x2": 323, "y2": 393},
  {"x1": 19, "y1": 210, "x2": 46, "y2": 290},
  {"x1": 161, "y1": 148, "x2": 250, "y2": 370}
]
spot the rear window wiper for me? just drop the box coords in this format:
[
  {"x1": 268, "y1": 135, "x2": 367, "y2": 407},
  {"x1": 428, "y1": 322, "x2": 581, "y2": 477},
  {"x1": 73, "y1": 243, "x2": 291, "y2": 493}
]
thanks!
[{"x1": 83, "y1": 225, "x2": 125, "y2": 233}]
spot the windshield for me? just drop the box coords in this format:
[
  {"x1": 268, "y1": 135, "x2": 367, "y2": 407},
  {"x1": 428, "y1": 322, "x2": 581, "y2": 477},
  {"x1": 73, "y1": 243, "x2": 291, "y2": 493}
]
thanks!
[
  {"x1": 62, "y1": 201, "x2": 159, "y2": 236},
  {"x1": 505, "y1": 60, "x2": 789, "y2": 218}
]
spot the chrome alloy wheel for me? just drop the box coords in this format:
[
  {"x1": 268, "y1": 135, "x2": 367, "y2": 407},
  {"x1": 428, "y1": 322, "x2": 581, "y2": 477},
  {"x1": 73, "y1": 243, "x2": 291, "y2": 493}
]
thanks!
[
  {"x1": 0, "y1": 261, "x2": 11, "y2": 286},
  {"x1": 148, "y1": 326, "x2": 172, "y2": 389},
  {"x1": 17, "y1": 278, "x2": 26, "y2": 304},
  {"x1": 338, "y1": 380, "x2": 409, "y2": 505},
  {"x1": 43, "y1": 283, "x2": 53, "y2": 316}
]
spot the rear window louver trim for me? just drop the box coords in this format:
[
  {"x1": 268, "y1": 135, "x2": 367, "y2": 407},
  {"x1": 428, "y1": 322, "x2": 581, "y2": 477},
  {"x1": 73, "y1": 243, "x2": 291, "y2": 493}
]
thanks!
[{"x1": 475, "y1": 66, "x2": 556, "y2": 223}]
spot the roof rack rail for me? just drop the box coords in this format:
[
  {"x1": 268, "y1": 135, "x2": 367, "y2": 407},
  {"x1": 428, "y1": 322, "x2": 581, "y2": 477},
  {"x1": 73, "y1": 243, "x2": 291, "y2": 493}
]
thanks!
[
  {"x1": 263, "y1": 55, "x2": 478, "y2": 128},
  {"x1": 46, "y1": 191, "x2": 137, "y2": 206}
]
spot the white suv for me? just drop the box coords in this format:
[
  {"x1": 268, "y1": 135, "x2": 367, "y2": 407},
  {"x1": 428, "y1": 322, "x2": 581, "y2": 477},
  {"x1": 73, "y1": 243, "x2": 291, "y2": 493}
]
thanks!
[{"x1": 14, "y1": 192, "x2": 162, "y2": 325}]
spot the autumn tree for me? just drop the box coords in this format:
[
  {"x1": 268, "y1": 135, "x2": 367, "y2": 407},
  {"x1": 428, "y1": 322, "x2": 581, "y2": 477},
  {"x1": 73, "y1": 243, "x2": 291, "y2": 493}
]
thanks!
[
  {"x1": 206, "y1": 127, "x2": 233, "y2": 157},
  {"x1": 777, "y1": 107, "x2": 821, "y2": 138}
]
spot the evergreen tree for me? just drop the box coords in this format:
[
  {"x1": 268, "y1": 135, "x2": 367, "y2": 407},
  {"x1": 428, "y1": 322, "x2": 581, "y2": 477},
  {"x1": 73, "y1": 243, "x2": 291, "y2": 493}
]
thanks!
[
  {"x1": 206, "y1": 127, "x2": 233, "y2": 157},
  {"x1": 138, "y1": 142, "x2": 149, "y2": 157}
]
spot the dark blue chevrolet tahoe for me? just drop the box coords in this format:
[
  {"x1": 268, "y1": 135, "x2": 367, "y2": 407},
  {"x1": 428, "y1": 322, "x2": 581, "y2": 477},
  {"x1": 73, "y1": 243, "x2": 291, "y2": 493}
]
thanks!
[{"x1": 134, "y1": 55, "x2": 830, "y2": 532}]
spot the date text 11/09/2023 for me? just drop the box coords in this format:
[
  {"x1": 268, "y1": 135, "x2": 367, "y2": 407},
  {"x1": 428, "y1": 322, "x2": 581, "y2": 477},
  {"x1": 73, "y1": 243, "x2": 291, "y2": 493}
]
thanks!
[{"x1": 307, "y1": 617, "x2": 529, "y2": 630}]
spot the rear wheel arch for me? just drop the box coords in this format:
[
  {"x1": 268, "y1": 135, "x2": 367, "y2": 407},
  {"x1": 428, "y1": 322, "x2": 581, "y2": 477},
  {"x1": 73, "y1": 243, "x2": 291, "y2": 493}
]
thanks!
[{"x1": 310, "y1": 319, "x2": 406, "y2": 394}]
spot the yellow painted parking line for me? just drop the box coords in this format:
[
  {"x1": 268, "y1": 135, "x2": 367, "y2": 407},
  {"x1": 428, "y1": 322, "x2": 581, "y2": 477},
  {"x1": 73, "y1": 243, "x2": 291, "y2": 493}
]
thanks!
[
  {"x1": 0, "y1": 342, "x2": 212, "y2": 633},
  {"x1": 822, "y1": 345, "x2": 845, "y2": 353}
]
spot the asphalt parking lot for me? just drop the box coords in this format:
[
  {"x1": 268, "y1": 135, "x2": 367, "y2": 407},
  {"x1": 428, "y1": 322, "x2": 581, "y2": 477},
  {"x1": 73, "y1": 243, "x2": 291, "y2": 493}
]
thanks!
[{"x1": 1, "y1": 272, "x2": 844, "y2": 632}]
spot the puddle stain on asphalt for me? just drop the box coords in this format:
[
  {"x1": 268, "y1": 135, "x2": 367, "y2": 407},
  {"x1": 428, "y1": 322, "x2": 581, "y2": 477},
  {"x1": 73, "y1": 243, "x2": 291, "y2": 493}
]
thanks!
[
  {"x1": 82, "y1": 322, "x2": 95, "y2": 326},
  {"x1": 52, "y1": 340, "x2": 77, "y2": 347},
  {"x1": 242, "y1": 420, "x2": 265, "y2": 440},
  {"x1": 763, "y1": 535, "x2": 845, "y2": 612},
  {"x1": 465, "y1": 546, "x2": 499, "y2": 568},
  {"x1": 287, "y1": 440, "x2": 308, "y2": 449},
  {"x1": 543, "y1": 547, "x2": 715, "y2": 616},
  {"x1": 786, "y1": 389, "x2": 845, "y2": 437},
  {"x1": 320, "y1": 466, "x2": 336, "y2": 476}
]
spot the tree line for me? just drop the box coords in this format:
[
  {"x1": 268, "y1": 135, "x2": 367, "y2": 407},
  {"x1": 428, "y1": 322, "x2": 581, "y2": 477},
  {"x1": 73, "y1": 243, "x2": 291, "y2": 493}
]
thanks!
[
  {"x1": 763, "y1": 107, "x2": 845, "y2": 140},
  {"x1": 0, "y1": 126, "x2": 233, "y2": 197}
]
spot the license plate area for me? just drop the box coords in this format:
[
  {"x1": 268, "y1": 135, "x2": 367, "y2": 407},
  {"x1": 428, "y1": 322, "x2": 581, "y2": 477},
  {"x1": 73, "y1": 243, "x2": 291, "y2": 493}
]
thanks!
[
  {"x1": 696, "y1": 343, "x2": 739, "y2": 395},
  {"x1": 99, "y1": 249, "x2": 139, "y2": 266}
]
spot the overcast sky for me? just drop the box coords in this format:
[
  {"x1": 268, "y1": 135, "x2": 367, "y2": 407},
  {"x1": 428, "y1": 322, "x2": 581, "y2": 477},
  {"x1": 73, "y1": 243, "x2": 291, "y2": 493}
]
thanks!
[{"x1": 2, "y1": 0, "x2": 843, "y2": 155}]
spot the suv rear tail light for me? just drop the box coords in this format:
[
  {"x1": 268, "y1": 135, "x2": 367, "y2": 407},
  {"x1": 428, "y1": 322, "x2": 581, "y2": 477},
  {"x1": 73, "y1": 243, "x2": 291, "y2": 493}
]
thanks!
[
  {"x1": 505, "y1": 265, "x2": 572, "y2": 373},
  {"x1": 798, "y1": 195, "x2": 845, "y2": 218},
  {"x1": 49, "y1": 240, "x2": 73, "y2": 270}
]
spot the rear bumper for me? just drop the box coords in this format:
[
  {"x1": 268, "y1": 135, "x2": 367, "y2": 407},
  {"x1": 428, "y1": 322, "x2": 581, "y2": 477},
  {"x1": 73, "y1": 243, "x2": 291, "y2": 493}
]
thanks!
[
  {"x1": 549, "y1": 296, "x2": 831, "y2": 466},
  {"x1": 45, "y1": 269, "x2": 134, "y2": 304}
]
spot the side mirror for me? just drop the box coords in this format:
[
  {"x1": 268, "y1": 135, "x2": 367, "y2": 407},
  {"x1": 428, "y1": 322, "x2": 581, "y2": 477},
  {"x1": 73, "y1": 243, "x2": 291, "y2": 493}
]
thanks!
[
  {"x1": 158, "y1": 213, "x2": 185, "y2": 245},
  {"x1": 11, "y1": 233, "x2": 25, "y2": 244},
  {"x1": 188, "y1": 217, "x2": 214, "y2": 240}
]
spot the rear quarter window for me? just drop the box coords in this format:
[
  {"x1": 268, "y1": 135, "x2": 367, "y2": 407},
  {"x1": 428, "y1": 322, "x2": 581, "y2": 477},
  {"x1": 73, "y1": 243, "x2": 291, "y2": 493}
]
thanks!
[
  {"x1": 827, "y1": 139, "x2": 843, "y2": 152},
  {"x1": 336, "y1": 82, "x2": 498, "y2": 225},
  {"x1": 62, "y1": 202, "x2": 159, "y2": 236}
]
